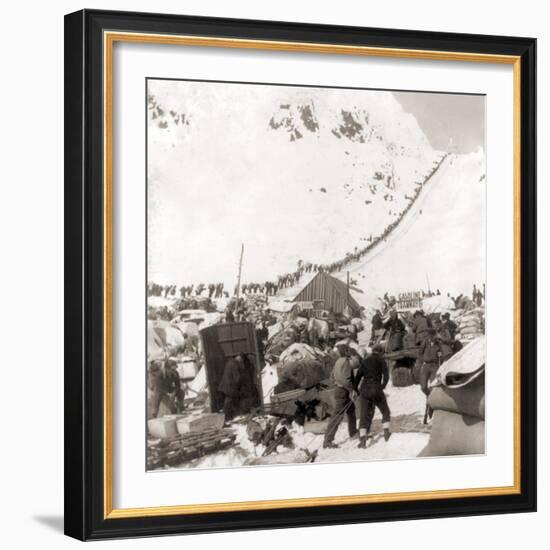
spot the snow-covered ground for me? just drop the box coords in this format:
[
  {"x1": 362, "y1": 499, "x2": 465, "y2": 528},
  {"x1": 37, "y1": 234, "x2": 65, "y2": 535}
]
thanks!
[{"x1": 172, "y1": 383, "x2": 429, "y2": 470}]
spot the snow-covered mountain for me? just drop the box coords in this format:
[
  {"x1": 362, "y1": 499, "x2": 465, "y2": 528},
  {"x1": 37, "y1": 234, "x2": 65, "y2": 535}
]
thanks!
[
  {"x1": 147, "y1": 81, "x2": 458, "y2": 289},
  {"x1": 342, "y1": 151, "x2": 486, "y2": 302},
  {"x1": 267, "y1": 96, "x2": 431, "y2": 150}
]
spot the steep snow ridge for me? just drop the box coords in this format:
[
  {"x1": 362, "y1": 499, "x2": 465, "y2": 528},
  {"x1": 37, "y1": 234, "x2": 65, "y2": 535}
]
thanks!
[
  {"x1": 342, "y1": 151, "x2": 486, "y2": 301},
  {"x1": 147, "y1": 81, "x2": 441, "y2": 285}
]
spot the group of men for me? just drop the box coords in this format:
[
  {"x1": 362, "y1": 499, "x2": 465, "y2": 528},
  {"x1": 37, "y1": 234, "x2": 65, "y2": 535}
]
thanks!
[
  {"x1": 371, "y1": 308, "x2": 458, "y2": 350},
  {"x1": 370, "y1": 309, "x2": 406, "y2": 351},
  {"x1": 322, "y1": 306, "x2": 462, "y2": 449},
  {"x1": 323, "y1": 343, "x2": 391, "y2": 450},
  {"x1": 148, "y1": 283, "x2": 178, "y2": 297},
  {"x1": 471, "y1": 284, "x2": 485, "y2": 307}
]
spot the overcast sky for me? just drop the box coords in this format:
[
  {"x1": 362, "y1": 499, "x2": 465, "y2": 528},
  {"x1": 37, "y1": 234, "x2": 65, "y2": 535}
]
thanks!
[{"x1": 393, "y1": 91, "x2": 485, "y2": 153}]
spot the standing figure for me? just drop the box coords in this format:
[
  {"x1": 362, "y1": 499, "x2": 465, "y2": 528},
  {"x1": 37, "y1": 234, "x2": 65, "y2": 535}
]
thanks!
[
  {"x1": 412, "y1": 310, "x2": 430, "y2": 345},
  {"x1": 354, "y1": 344, "x2": 391, "y2": 448},
  {"x1": 148, "y1": 359, "x2": 183, "y2": 418},
  {"x1": 218, "y1": 355, "x2": 245, "y2": 421},
  {"x1": 419, "y1": 328, "x2": 443, "y2": 396},
  {"x1": 256, "y1": 321, "x2": 268, "y2": 362},
  {"x1": 323, "y1": 345, "x2": 358, "y2": 449},
  {"x1": 383, "y1": 310, "x2": 405, "y2": 352},
  {"x1": 370, "y1": 309, "x2": 384, "y2": 343},
  {"x1": 418, "y1": 328, "x2": 443, "y2": 424},
  {"x1": 441, "y1": 312, "x2": 458, "y2": 340}
]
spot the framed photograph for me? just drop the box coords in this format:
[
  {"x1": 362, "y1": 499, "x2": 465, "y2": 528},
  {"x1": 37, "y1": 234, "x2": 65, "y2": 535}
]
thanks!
[{"x1": 64, "y1": 9, "x2": 537, "y2": 540}]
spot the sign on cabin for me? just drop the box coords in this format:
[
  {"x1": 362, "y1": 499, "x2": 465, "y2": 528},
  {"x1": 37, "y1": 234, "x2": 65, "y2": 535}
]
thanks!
[{"x1": 397, "y1": 291, "x2": 423, "y2": 311}]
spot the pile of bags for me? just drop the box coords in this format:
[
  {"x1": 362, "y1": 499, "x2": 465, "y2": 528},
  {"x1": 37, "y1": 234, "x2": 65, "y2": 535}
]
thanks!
[
  {"x1": 419, "y1": 336, "x2": 485, "y2": 457},
  {"x1": 274, "y1": 344, "x2": 336, "y2": 392},
  {"x1": 455, "y1": 308, "x2": 485, "y2": 341},
  {"x1": 265, "y1": 319, "x2": 310, "y2": 358}
]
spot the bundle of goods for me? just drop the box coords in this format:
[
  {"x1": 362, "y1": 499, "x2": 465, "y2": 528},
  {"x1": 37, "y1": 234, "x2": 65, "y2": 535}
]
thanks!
[
  {"x1": 146, "y1": 427, "x2": 236, "y2": 469},
  {"x1": 279, "y1": 342, "x2": 321, "y2": 363},
  {"x1": 317, "y1": 386, "x2": 338, "y2": 414},
  {"x1": 456, "y1": 308, "x2": 485, "y2": 341},
  {"x1": 296, "y1": 397, "x2": 331, "y2": 430},
  {"x1": 176, "y1": 412, "x2": 225, "y2": 434},
  {"x1": 245, "y1": 294, "x2": 268, "y2": 308},
  {"x1": 419, "y1": 336, "x2": 485, "y2": 457},
  {"x1": 275, "y1": 356, "x2": 334, "y2": 391},
  {"x1": 265, "y1": 325, "x2": 301, "y2": 357},
  {"x1": 391, "y1": 367, "x2": 415, "y2": 387},
  {"x1": 149, "y1": 320, "x2": 185, "y2": 349},
  {"x1": 269, "y1": 384, "x2": 334, "y2": 423},
  {"x1": 269, "y1": 388, "x2": 307, "y2": 416},
  {"x1": 246, "y1": 416, "x2": 294, "y2": 455},
  {"x1": 175, "y1": 296, "x2": 216, "y2": 312},
  {"x1": 390, "y1": 356, "x2": 417, "y2": 387},
  {"x1": 147, "y1": 415, "x2": 183, "y2": 439},
  {"x1": 454, "y1": 296, "x2": 477, "y2": 311},
  {"x1": 147, "y1": 304, "x2": 175, "y2": 321},
  {"x1": 303, "y1": 418, "x2": 330, "y2": 434},
  {"x1": 412, "y1": 358, "x2": 423, "y2": 385}
]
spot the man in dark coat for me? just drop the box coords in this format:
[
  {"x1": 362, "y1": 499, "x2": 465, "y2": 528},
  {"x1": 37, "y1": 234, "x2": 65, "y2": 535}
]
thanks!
[
  {"x1": 218, "y1": 354, "x2": 259, "y2": 421},
  {"x1": 238, "y1": 353, "x2": 261, "y2": 412},
  {"x1": 148, "y1": 361, "x2": 170, "y2": 418},
  {"x1": 165, "y1": 358, "x2": 185, "y2": 411},
  {"x1": 218, "y1": 355, "x2": 245, "y2": 421},
  {"x1": 225, "y1": 308, "x2": 235, "y2": 323},
  {"x1": 148, "y1": 359, "x2": 183, "y2": 418},
  {"x1": 256, "y1": 321, "x2": 269, "y2": 361},
  {"x1": 412, "y1": 310, "x2": 430, "y2": 345},
  {"x1": 418, "y1": 329, "x2": 443, "y2": 396},
  {"x1": 354, "y1": 344, "x2": 391, "y2": 447},
  {"x1": 370, "y1": 309, "x2": 384, "y2": 342},
  {"x1": 384, "y1": 310, "x2": 405, "y2": 351},
  {"x1": 441, "y1": 312, "x2": 458, "y2": 340}
]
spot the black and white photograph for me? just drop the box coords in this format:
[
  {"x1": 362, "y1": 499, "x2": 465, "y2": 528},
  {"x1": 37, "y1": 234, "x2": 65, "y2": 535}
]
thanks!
[{"x1": 146, "y1": 79, "x2": 486, "y2": 471}]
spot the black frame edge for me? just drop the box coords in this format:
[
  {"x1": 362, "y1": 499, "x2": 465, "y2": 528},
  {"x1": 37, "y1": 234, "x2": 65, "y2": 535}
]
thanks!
[
  {"x1": 64, "y1": 9, "x2": 537, "y2": 540},
  {"x1": 64, "y1": 9, "x2": 86, "y2": 541},
  {"x1": 518, "y1": 38, "x2": 537, "y2": 514}
]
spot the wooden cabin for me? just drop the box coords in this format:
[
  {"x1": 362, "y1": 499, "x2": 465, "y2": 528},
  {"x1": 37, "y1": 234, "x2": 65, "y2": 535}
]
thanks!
[{"x1": 293, "y1": 271, "x2": 362, "y2": 318}]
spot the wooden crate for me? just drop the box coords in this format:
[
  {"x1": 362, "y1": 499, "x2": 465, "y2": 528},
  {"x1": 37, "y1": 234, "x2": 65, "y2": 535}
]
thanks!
[
  {"x1": 176, "y1": 413, "x2": 225, "y2": 435},
  {"x1": 147, "y1": 415, "x2": 182, "y2": 439},
  {"x1": 304, "y1": 419, "x2": 329, "y2": 434},
  {"x1": 270, "y1": 388, "x2": 306, "y2": 405}
]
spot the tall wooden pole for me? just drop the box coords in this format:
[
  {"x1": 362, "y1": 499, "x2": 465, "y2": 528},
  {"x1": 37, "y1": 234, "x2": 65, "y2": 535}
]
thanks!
[
  {"x1": 236, "y1": 243, "x2": 244, "y2": 301},
  {"x1": 346, "y1": 271, "x2": 351, "y2": 316}
]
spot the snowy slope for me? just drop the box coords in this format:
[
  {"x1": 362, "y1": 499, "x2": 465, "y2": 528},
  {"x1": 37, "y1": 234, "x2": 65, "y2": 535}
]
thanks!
[
  {"x1": 338, "y1": 151, "x2": 486, "y2": 301},
  {"x1": 147, "y1": 81, "x2": 441, "y2": 286}
]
